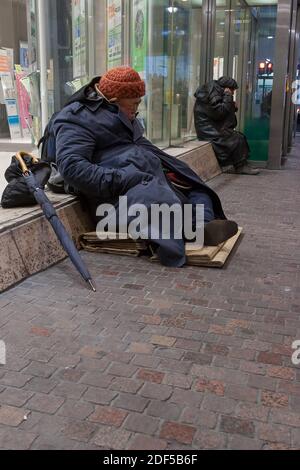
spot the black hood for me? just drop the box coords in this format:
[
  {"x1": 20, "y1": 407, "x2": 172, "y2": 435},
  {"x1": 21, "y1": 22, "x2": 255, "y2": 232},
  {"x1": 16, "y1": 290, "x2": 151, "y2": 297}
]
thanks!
[
  {"x1": 64, "y1": 76, "x2": 117, "y2": 113},
  {"x1": 194, "y1": 80, "x2": 224, "y2": 103},
  {"x1": 65, "y1": 76, "x2": 101, "y2": 106},
  {"x1": 217, "y1": 76, "x2": 238, "y2": 90}
]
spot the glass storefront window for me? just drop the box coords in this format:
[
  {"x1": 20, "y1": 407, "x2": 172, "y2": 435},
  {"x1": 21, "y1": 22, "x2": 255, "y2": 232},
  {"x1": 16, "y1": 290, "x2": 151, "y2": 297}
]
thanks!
[
  {"x1": 212, "y1": 1, "x2": 278, "y2": 162},
  {"x1": 21, "y1": 0, "x2": 204, "y2": 149},
  {"x1": 228, "y1": 1, "x2": 250, "y2": 130},
  {"x1": 20, "y1": 0, "x2": 280, "y2": 162},
  {"x1": 143, "y1": 0, "x2": 203, "y2": 147},
  {"x1": 104, "y1": 0, "x2": 157, "y2": 141},
  {"x1": 107, "y1": 0, "x2": 123, "y2": 69},
  {"x1": 129, "y1": 0, "x2": 203, "y2": 148},
  {"x1": 0, "y1": 0, "x2": 31, "y2": 143},
  {"x1": 243, "y1": 5, "x2": 278, "y2": 162},
  {"x1": 187, "y1": 0, "x2": 202, "y2": 139},
  {"x1": 213, "y1": 0, "x2": 228, "y2": 80},
  {"x1": 170, "y1": 0, "x2": 202, "y2": 146},
  {"x1": 45, "y1": 0, "x2": 89, "y2": 113}
]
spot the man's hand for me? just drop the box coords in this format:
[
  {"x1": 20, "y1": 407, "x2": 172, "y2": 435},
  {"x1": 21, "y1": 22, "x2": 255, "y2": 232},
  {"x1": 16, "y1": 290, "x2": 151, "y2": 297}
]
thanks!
[
  {"x1": 224, "y1": 87, "x2": 234, "y2": 95},
  {"x1": 115, "y1": 166, "x2": 153, "y2": 195}
]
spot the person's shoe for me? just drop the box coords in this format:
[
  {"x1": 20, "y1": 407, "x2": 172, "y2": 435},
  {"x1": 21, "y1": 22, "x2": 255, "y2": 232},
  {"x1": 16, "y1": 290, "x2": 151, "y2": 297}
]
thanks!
[
  {"x1": 235, "y1": 163, "x2": 260, "y2": 175},
  {"x1": 221, "y1": 165, "x2": 233, "y2": 173},
  {"x1": 204, "y1": 220, "x2": 238, "y2": 246}
]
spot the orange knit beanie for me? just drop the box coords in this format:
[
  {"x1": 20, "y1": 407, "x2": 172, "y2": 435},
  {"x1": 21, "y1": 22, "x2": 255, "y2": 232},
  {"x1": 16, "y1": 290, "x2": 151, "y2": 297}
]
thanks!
[{"x1": 98, "y1": 66, "x2": 145, "y2": 100}]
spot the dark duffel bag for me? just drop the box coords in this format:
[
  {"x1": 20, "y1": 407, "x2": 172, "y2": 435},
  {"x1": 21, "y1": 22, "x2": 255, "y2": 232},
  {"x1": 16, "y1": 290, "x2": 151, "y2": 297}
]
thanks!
[{"x1": 1, "y1": 151, "x2": 51, "y2": 208}]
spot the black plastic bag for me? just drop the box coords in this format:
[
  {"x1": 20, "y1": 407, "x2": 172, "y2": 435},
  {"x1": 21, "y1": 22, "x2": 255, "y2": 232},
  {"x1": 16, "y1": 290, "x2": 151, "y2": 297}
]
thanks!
[{"x1": 1, "y1": 153, "x2": 51, "y2": 208}]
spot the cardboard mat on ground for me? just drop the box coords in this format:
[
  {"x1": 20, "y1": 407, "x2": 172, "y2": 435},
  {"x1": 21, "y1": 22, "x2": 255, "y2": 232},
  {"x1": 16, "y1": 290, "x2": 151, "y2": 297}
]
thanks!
[
  {"x1": 79, "y1": 231, "x2": 148, "y2": 256},
  {"x1": 185, "y1": 227, "x2": 242, "y2": 267},
  {"x1": 79, "y1": 228, "x2": 243, "y2": 268}
]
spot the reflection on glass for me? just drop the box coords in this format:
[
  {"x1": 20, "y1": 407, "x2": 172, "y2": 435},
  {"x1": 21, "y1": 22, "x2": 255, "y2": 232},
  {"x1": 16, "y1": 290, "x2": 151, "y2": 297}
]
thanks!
[
  {"x1": 228, "y1": 0, "x2": 249, "y2": 128},
  {"x1": 185, "y1": 0, "x2": 202, "y2": 140},
  {"x1": 213, "y1": 0, "x2": 228, "y2": 80},
  {"x1": 46, "y1": 0, "x2": 76, "y2": 112},
  {"x1": 144, "y1": 0, "x2": 202, "y2": 147},
  {"x1": 170, "y1": 0, "x2": 192, "y2": 145},
  {"x1": 0, "y1": 0, "x2": 32, "y2": 141},
  {"x1": 107, "y1": 0, "x2": 123, "y2": 69},
  {"x1": 243, "y1": 5, "x2": 277, "y2": 161},
  {"x1": 211, "y1": 1, "x2": 277, "y2": 161},
  {"x1": 170, "y1": 0, "x2": 202, "y2": 145},
  {"x1": 144, "y1": 0, "x2": 171, "y2": 147}
]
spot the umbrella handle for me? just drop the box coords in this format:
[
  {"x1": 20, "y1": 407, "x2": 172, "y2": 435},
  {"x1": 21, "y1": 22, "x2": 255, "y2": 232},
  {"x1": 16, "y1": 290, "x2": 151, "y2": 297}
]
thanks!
[{"x1": 15, "y1": 151, "x2": 39, "y2": 174}]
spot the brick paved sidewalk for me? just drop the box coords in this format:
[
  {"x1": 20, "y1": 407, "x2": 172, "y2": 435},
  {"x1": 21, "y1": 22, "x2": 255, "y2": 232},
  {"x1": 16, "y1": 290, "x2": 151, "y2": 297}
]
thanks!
[{"x1": 0, "y1": 140, "x2": 300, "y2": 450}]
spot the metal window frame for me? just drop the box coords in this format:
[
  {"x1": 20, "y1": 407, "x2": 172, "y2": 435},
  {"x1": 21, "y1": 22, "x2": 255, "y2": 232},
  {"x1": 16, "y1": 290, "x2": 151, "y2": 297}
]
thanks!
[
  {"x1": 268, "y1": 0, "x2": 293, "y2": 169},
  {"x1": 201, "y1": 0, "x2": 216, "y2": 84},
  {"x1": 283, "y1": 0, "x2": 298, "y2": 153},
  {"x1": 87, "y1": 0, "x2": 95, "y2": 77}
]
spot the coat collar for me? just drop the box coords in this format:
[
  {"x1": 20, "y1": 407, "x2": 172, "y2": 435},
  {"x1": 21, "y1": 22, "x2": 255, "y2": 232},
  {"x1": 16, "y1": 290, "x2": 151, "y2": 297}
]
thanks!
[
  {"x1": 66, "y1": 76, "x2": 144, "y2": 138},
  {"x1": 65, "y1": 76, "x2": 106, "y2": 113}
]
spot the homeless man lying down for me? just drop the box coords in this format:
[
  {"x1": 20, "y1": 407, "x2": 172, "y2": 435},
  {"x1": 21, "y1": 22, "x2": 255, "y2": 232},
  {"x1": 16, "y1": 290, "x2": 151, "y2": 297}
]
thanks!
[{"x1": 53, "y1": 66, "x2": 238, "y2": 267}]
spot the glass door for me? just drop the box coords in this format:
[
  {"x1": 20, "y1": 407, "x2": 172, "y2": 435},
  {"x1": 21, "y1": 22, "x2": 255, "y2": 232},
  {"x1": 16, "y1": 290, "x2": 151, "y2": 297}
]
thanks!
[
  {"x1": 185, "y1": 0, "x2": 203, "y2": 140},
  {"x1": 169, "y1": 0, "x2": 193, "y2": 146},
  {"x1": 243, "y1": 5, "x2": 277, "y2": 162},
  {"x1": 140, "y1": 0, "x2": 203, "y2": 148},
  {"x1": 227, "y1": 1, "x2": 250, "y2": 129},
  {"x1": 213, "y1": 0, "x2": 229, "y2": 80},
  {"x1": 211, "y1": 1, "x2": 278, "y2": 162},
  {"x1": 144, "y1": 0, "x2": 171, "y2": 146},
  {"x1": 170, "y1": 0, "x2": 203, "y2": 146}
]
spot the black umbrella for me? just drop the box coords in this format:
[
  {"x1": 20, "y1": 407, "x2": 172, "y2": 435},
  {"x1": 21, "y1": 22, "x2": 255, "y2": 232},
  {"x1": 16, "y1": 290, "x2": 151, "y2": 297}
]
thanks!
[{"x1": 16, "y1": 152, "x2": 96, "y2": 292}]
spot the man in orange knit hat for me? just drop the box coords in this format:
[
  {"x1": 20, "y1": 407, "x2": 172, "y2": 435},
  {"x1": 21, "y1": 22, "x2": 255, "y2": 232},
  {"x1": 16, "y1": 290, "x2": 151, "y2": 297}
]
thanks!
[{"x1": 53, "y1": 66, "x2": 238, "y2": 267}]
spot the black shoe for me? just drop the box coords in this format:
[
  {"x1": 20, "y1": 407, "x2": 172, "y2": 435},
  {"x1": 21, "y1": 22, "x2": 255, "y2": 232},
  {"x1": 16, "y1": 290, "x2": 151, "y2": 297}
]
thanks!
[
  {"x1": 204, "y1": 220, "x2": 238, "y2": 246},
  {"x1": 222, "y1": 165, "x2": 235, "y2": 174},
  {"x1": 235, "y1": 163, "x2": 260, "y2": 175}
]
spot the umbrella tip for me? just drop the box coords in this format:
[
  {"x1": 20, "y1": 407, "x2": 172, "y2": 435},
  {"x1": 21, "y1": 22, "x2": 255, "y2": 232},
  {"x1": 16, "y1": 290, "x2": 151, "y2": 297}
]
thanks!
[{"x1": 87, "y1": 278, "x2": 97, "y2": 292}]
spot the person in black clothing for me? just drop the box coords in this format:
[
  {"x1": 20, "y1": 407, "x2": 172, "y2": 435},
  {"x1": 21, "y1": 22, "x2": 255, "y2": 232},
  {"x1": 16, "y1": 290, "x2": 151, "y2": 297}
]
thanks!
[{"x1": 194, "y1": 77, "x2": 259, "y2": 175}]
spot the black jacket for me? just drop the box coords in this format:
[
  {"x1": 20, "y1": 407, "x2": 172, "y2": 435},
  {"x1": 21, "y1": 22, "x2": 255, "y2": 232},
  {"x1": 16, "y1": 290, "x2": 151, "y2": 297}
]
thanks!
[{"x1": 194, "y1": 80, "x2": 248, "y2": 167}]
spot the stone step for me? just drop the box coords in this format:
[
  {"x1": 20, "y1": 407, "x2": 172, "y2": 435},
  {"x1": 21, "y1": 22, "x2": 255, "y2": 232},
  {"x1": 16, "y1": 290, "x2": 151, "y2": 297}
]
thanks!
[
  {"x1": 0, "y1": 193, "x2": 94, "y2": 292},
  {"x1": 178, "y1": 141, "x2": 222, "y2": 181}
]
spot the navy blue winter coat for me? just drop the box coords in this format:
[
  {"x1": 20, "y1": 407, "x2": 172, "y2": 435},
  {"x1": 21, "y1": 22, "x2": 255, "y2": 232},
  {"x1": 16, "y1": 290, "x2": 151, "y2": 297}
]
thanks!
[{"x1": 53, "y1": 78, "x2": 226, "y2": 267}]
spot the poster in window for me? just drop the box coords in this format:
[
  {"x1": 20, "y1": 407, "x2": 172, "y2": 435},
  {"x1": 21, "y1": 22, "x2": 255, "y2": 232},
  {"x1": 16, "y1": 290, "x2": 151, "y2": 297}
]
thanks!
[
  {"x1": 20, "y1": 42, "x2": 29, "y2": 69},
  {"x1": 107, "y1": 0, "x2": 122, "y2": 68},
  {"x1": 15, "y1": 69, "x2": 32, "y2": 137},
  {"x1": 131, "y1": 0, "x2": 147, "y2": 76},
  {"x1": 72, "y1": 0, "x2": 87, "y2": 78},
  {"x1": 28, "y1": 0, "x2": 37, "y2": 68},
  {"x1": 0, "y1": 48, "x2": 22, "y2": 139}
]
